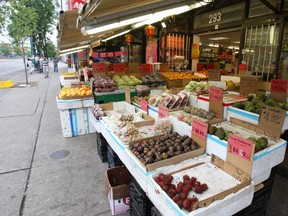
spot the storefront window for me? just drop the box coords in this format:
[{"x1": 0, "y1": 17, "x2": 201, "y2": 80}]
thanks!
[
  {"x1": 249, "y1": 0, "x2": 281, "y2": 17},
  {"x1": 243, "y1": 23, "x2": 280, "y2": 81},
  {"x1": 279, "y1": 21, "x2": 288, "y2": 79}
]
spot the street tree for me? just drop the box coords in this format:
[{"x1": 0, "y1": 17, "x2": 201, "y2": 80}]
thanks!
[
  {"x1": 6, "y1": 0, "x2": 38, "y2": 85},
  {"x1": 46, "y1": 41, "x2": 57, "y2": 58},
  {"x1": 0, "y1": 43, "x2": 12, "y2": 57},
  {"x1": 28, "y1": 0, "x2": 59, "y2": 57}
]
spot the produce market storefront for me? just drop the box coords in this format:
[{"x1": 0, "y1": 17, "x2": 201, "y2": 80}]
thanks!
[{"x1": 190, "y1": 0, "x2": 288, "y2": 80}]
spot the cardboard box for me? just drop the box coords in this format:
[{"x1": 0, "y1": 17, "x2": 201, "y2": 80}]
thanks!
[
  {"x1": 106, "y1": 166, "x2": 130, "y2": 215},
  {"x1": 127, "y1": 136, "x2": 205, "y2": 172}
]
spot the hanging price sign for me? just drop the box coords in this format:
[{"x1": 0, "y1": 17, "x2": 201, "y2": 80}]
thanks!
[
  {"x1": 114, "y1": 51, "x2": 121, "y2": 57},
  {"x1": 209, "y1": 87, "x2": 223, "y2": 102},
  {"x1": 107, "y1": 52, "x2": 114, "y2": 57},
  {"x1": 191, "y1": 118, "x2": 208, "y2": 140},
  {"x1": 100, "y1": 52, "x2": 107, "y2": 58},
  {"x1": 258, "y1": 105, "x2": 286, "y2": 137},
  {"x1": 228, "y1": 134, "x2": 253, "y2": 161},
  {"x1": 158, "y1": 105, "x2": 169, "y2": 119},
  {"x1": 141, "y1": 100, "x2": 148, "y2": 114}
]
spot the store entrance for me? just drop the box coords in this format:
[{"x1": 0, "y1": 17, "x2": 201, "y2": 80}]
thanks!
[{"x1": 197, "y1": 28, "x2": 241, "y2": 74}]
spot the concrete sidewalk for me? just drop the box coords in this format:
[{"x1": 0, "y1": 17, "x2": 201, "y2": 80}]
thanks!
[
  {"x1": 0, "y1": 62, "x2": 116, "y2": 216},
  {"x1": 0, "y1": 61, "x2": 288, "y2": 216}
]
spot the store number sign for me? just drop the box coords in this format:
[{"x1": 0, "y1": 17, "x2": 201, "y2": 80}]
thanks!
[{"x1": 208, "y1": 12, "x2": 222, "y2": 24}]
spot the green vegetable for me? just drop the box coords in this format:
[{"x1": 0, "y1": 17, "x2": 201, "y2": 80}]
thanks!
[
  {"x1": 224, "y1": 131, "x2": 234, "y2": 141},
  {"x1": 208, "y1": 125, "x2": 217, "y2": 135},
  {"x1": 232, "y1": 102, "x2": 245, "y2": 110},
  {"x1": 264, "y1": 98, "x2": 277, "y2": 107},
  {"x1": 247, "y1": 95, "x2": 255, "y2": 101},
  {"x1": 247, "y1": 137, "x2": 257, "y2": 143},
  {"x1": 215, "y1": 127, "x2": 225, "y2": 140},
  {"x1": 256, "y1": 137, "x2": 268, "y2": 149}
]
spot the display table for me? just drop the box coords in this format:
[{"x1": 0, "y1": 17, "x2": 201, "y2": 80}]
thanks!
[{"x1": 89, "y1": 113, "x2": 255, "y2": 216}]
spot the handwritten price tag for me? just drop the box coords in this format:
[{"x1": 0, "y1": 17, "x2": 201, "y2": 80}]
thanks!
[
  {"x1": 258, "y1": 105, "x2": 286, "y2": 137},
  {"x1": 141, "y1": 100, "x2": 148, "y2": 113},
  {"x1": 228, "y1": 134, "x2": 253, "y2": 161},
  {"x1": 158, "y1": 105, "x2": 169, "y2": 119},
  {"x1": 271, "y1": 80, "x2": 288, "y2": 93},
  {"x1": 192, "y1": 118, "x2": 208, "y2": 140},
  {"x1": 208, "y1": 69, "x2": 221, "y2": 81},
  {"x1": 114, "y1": 63, "x2": 127, "y2": 73},
  {"x1": 92, "y1": 63, "x2": 106, "y2": 73},
  {"x1": 209, "y1": 87, "x2": 223, "y2": 102},
  {"x1": 140, "y1": 64, "x2": 153, "y2": 73}
]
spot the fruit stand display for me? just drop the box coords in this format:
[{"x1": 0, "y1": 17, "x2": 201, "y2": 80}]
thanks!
[
  {"x1": 159, "y1": 71, "x2": 208, "y2": 88},
  {"x1": 56, "y1": 85, "x2": 95, "y2": 137},
  {"x1": 87, "y1": 75, "x2": 287, "y2": 215}
]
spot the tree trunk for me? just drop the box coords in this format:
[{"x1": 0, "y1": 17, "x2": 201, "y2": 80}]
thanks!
[{"x1": 21, "y1": 44, "x2": 29, "y2": 85}]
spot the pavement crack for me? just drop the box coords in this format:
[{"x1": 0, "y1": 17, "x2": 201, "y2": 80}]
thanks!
[{"x1": 0, "y1": 167, "x2": 30, "y2": 175}]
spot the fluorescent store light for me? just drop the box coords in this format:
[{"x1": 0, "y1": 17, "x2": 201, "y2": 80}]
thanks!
[
  {"x1": 59, "y1": 49, "x2": 84, "y2": 56},
  {"x1": 132, "y1": 5, "x2": 193, "y2": 28},
  {"x1": 102, "y1": 30, "x2": 131, "y2": 42},
  {"x1": 82, "y1": 14, "x2": 152, "y2": 35},
  {"x1": 59, "y1": 45, "x2": 89, "y2": 53}
]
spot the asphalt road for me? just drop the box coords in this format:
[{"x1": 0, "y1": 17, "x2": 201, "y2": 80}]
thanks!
[{"x1": 0, "y1": 58, "x2": 29, "y2": 82}]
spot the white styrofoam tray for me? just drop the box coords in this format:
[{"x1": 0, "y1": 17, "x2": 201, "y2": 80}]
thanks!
[
  {"x1": 147, "y1": 157, "x2": 254, "y2": 216},
  {"x1": 226, "y1": 106, "x2": 288, "y2": 133},
  {"x1": 206, "y1": 122, "x2": 287, "y2": 184}
]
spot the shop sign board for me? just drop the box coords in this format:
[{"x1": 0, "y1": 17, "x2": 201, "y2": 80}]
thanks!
[
  {"x1": 78, "y1": 50, "x2": 87, "y2": 61},
  {"x1": 193, "y1": 3, "x2": 244, "y2": 30},
  {"x1": 70, "y1": 0, "x2": 85, "y2": 10}
]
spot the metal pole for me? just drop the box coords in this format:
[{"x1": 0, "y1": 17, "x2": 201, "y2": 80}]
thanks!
[
  {"x1": 267, "y1": 22, "x2": 277, "y2": 81},
  {"x1": 251, "y1": 25, "x2": 258, "y2": 74},
  {"x1": 262, "y1": 23, "x2": 270, "y2": 79},
  {"x1": 246, "y1": 27, "x2": 253, "y2": 73}
]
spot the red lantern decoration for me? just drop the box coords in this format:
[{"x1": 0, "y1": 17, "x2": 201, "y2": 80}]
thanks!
[
  {"x1": 191, "y1": 44, "x2": 200, "y2": 59},
  {"x1": 145, "y1": 25, "x2": 155, "y2": 37},
  {"x1": 125, "y1": 33, "x2": 134, "y2": 45}
]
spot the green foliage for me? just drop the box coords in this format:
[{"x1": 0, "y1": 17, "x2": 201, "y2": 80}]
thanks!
[
  {"x1": 0, "y1": 43, "x2": 12, "y2": 56},
  {"x1": 6, "y1": 0, "x2": 38, "y2": 47},
  {"x1": 46, "y1": 41, "x2": 57, "y2": 57}
]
